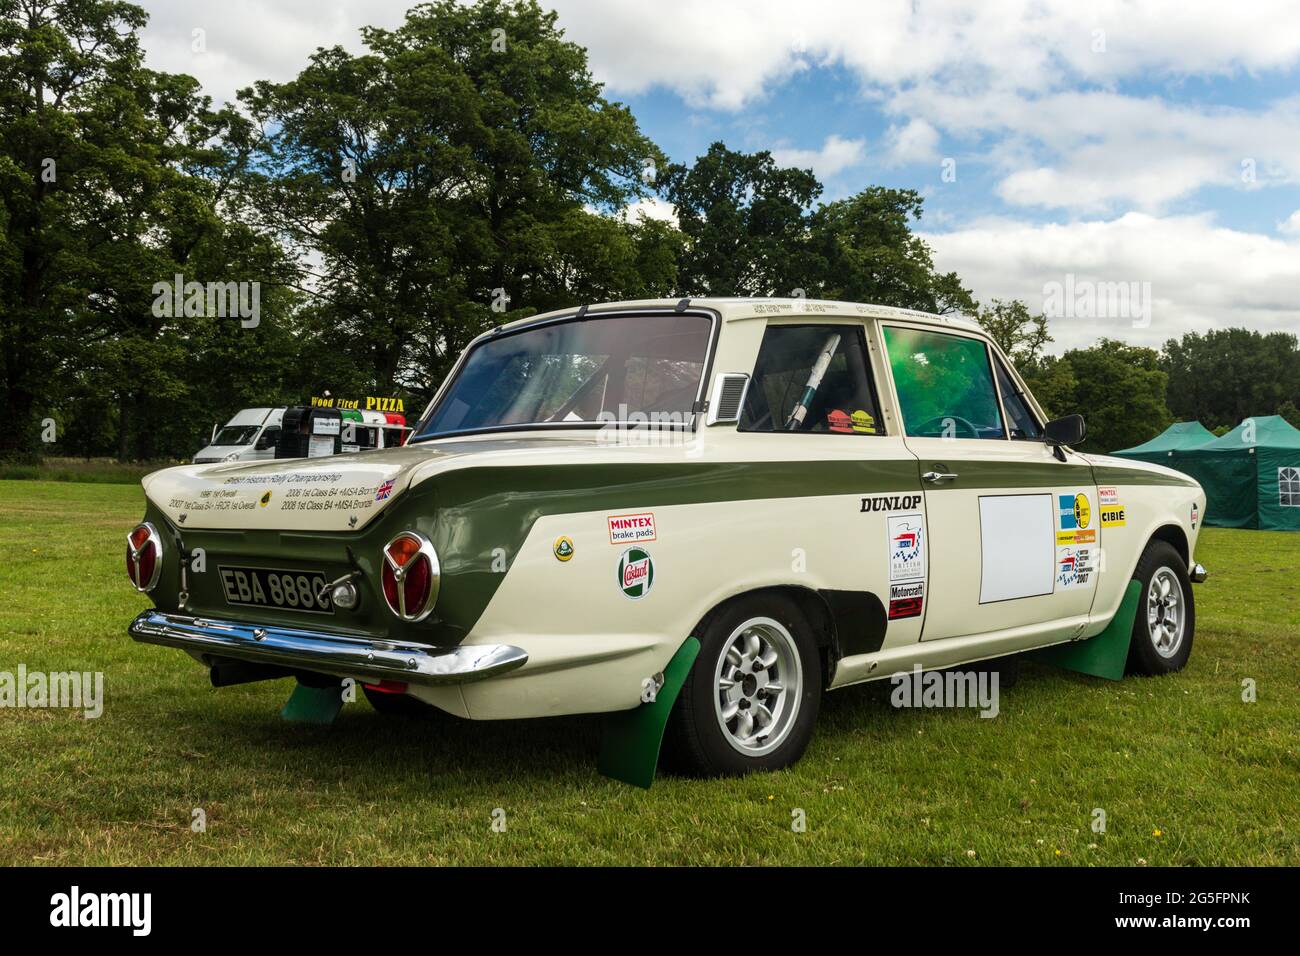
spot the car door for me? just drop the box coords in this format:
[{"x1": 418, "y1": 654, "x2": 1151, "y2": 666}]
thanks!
[{"x1": 879, "y1": 322, "x2": 1098, "y2": 645}]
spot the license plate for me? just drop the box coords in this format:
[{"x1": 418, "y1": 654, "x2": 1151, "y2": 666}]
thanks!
[{"x1": 219, "y1": 566, "x2": 333, "y2": 614}]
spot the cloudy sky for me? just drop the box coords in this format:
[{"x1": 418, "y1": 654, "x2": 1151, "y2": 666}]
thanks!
[{"x1": 139, "y1": 0, "x2": 1300, "y2": 351}]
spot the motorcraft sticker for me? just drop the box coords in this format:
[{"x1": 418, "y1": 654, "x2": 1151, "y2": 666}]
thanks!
[
  {"x1": 617, "y1": 547, "x2": 654, "y2": 599},
  {"x1": 888, "y1": 581, "x2": 925, "y2": 619},
  {"x1": 607, "y1": 512, "x2": 656, "y2": 545},
  {"x1": 1100, "y1": 504, "x2": 1126, "y2": 527},
  {"x1": 1056, "y1": 545, "x2": 1095, "y2": 589},
  {"x1": 888, "y1": 513, "x2": 926, "y2": 582},
  {"x1": 860, "y1": 493, "x2": 923, "y2": 513}
]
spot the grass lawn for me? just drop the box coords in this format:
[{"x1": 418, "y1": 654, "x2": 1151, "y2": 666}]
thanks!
[{"x1": 0, "y1": 479, "x2": 1296, "y2": 866}]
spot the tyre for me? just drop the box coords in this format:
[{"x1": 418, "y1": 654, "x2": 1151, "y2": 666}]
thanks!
[
  {"x1": 1125, "y1": 539, "x2": 1195, "y2": 676},
  {"x1": 664, "y1": 593, "x2": 822, "y2": 777},
  {"x1": 363, "y1": 684, "x2": 444, "y2": 717}
]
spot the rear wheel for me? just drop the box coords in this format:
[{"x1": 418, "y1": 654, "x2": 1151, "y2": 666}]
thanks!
[
  {"x1": 1126, "y1": 540, "x2": 1195, "y2": 676},
  {"x1": 664, "y1": 594, "x2": 822, "y2": 777}
]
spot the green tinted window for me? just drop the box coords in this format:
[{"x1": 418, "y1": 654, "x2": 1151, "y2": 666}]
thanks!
[{"x1": 883, "y1": 326, "x2": 1005, "y2": 440}]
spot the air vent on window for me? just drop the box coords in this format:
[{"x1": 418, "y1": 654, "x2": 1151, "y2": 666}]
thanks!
[{"x1": 707, "y1": 373, "x2": 750, "y2": 425}]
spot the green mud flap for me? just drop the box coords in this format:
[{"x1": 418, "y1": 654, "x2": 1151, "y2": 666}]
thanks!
[
  {"x1": 598, "y1": 637, "x2": 700, "y2": 789},
  {"x1": 1031, "y1": 579, "x2": 1140, "y2": 680},
  {"x1": 281, "y1": 681, "x2": 345, "y2": 724}
]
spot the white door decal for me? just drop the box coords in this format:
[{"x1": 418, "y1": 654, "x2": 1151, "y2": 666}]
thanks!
[{"x1": 978, "y1": 494, "x2": 1054, "y2": 603}]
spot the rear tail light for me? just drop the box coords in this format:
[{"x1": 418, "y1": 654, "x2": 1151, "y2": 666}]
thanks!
[
  {"x1": 126, "y1": 522, "x2": 162, "y2": 592},
  {"x1": 380, "y1": 531, "x2": 439, "y2": 621}
]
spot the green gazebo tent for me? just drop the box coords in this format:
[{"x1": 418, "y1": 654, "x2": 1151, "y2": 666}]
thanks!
[
  {"x1": 1111, "y1": 420, "x2": 1216, "y2": 466},
  {"x1": 1175, "y1": 416, "x2": 1300, "y2": 530}
]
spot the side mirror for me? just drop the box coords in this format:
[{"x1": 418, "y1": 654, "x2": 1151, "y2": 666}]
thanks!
[{"x1": 1043, "y1": 414, "x2": 1086, "y2": 447}]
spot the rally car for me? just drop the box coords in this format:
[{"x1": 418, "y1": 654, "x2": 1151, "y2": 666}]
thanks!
[{"x1": 125, "y1": 298, "x2": 1207, "y2": 782}]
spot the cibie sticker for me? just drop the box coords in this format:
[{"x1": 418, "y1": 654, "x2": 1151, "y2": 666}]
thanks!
[
  {"x1": 607, "y1": 512, "x2": 656, "y2": 545},
  {"x1": 1056, "y1": 546, "x2": 1095, "y2": 589},
  {"x1": 1098, "y1": 486, "x2": 1119, "y2": 505},
  {"x1": 1099, "y1": 505, "x2": 1126, "y2": 527},
  {"x1": 888, "y1": 581, "x2": 924, "y2": 620},
  {"x1": 617, "y1": 547, "x2": 654, "y2": 599},
  {"x1": 887, "y1": 513, "x2": 925, "y2": 582}
]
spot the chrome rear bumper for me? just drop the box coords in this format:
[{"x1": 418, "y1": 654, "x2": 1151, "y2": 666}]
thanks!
[{"x1": 128, "y1": 610, "x2": 527, "y2": 687}]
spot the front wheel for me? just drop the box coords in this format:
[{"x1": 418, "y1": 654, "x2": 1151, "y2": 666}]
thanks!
[
  {"x1": 664, "y1": 594, "x2": 822, "y2": 777},
  {"x1": 1126, "y1": 539, "x2": 1195, "y2": 676}
]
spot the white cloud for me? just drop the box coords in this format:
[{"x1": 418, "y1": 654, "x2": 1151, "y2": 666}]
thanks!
[
  {"x1": 883, "y1": 118, "x2": 940, "y2": 166},
  {"x1": 920, "y1": 213, "x2": 1300, "y2": 349},
  {"x1": 1279, "y1": 210, "x2": 1300, "y2": 235},
  {"x1": 138, "y1": 1, "x2": 1300, "y2": 217},
  {"x1": 621, "y1": 196, "x2": 679, "y2": 226},
  {"x1": 891, "y1": 89, "x2": 1300, "y2": 212},
  {"x1": 771, "y1": 135, "x2": 867, "y2": 181}
]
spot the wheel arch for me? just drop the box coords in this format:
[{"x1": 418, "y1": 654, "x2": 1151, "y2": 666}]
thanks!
[
  {"x1": 689, "y1": 584, "x2": 884, "y2": 689},
  {"x1": 1147, "y1": 523, "x2": 1190, "y2": 570}
]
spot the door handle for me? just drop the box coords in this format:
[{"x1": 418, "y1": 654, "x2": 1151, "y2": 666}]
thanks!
[{"x1": 922, "y1": 470, "x2": 959, "y2": 484}]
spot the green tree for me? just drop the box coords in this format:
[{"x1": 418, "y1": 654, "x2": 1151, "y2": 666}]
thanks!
[
  {"x1": 659, "y1": 141, "x2": 823, "y2": 296},
  {"x1": 1161, "y1": 328, "x2": 1300, "y2": 430},
  {"x1": 811, "y1": 187, "x2": 975, "y2": 314},
  {"x1": 1034, "y1": 340, "x2": 1171, "y2": 453},
  {"x1": 0, "y1": 0, "x2": 153, "y2": 457},
  {"x1": 0, "y1": 0, "x2": 299, "y2": 461},
  {"x1": 975, "y1": 298, "x2": 1052, "y2": 368},
  {"x1": 240, "y1": 0, "x2": 668, "y2": 400}
]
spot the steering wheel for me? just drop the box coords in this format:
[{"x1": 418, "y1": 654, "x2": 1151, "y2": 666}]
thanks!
[{"x1": 915, "y1": 414, "x2": 981, "y2": 438}]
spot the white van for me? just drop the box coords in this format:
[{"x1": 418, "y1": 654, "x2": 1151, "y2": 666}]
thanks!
[{"x1": 192, "y1": 408, "x2": 284, "y2": 464}]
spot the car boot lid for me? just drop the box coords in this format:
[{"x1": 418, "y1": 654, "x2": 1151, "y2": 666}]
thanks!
[{"x1": 143, "y1": 433, "x2": 607, "y2": 531}]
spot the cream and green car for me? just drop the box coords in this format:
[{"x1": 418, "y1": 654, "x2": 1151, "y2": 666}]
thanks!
[{"x1": 125, "y1": 298, "x2": 1207, "y2": 784}]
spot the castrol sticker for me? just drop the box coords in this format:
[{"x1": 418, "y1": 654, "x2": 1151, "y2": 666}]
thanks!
[{"x1": 617, "y1": 547, "x2": 655, "y2": 599}]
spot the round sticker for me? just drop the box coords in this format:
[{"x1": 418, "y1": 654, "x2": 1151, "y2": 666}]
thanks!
[
  {"x1": 1073, "y1": 493, "x2": 1090, "y2": 529},
  {"x1": 617, "y1": 547, "x2": 654, "y2": 599},
  {"x1": 553, "y1": 536, "x2": 575, "y2": 562},
  {"x1": 259, "y1": 490, "x2": 273, "y2": 507}
]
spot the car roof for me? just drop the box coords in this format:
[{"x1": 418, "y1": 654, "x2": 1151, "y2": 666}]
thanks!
[{"x1": 492, "y1": 297, "x2": 983, "y2": 334}]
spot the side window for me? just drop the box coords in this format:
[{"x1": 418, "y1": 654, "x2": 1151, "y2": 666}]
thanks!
[
  {"x1": 1280, "y1": 467, "x2": 1300, "y2": 507},
  {"x1": 740, "y1": 325, "x2": 882, "y2": 435},
  {"x1": 882, "y1": 326, "x2": 1006, "y2": 440},
  {"x1": 993, "y1": 357, "x2": 1042, "y2": 440}
]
